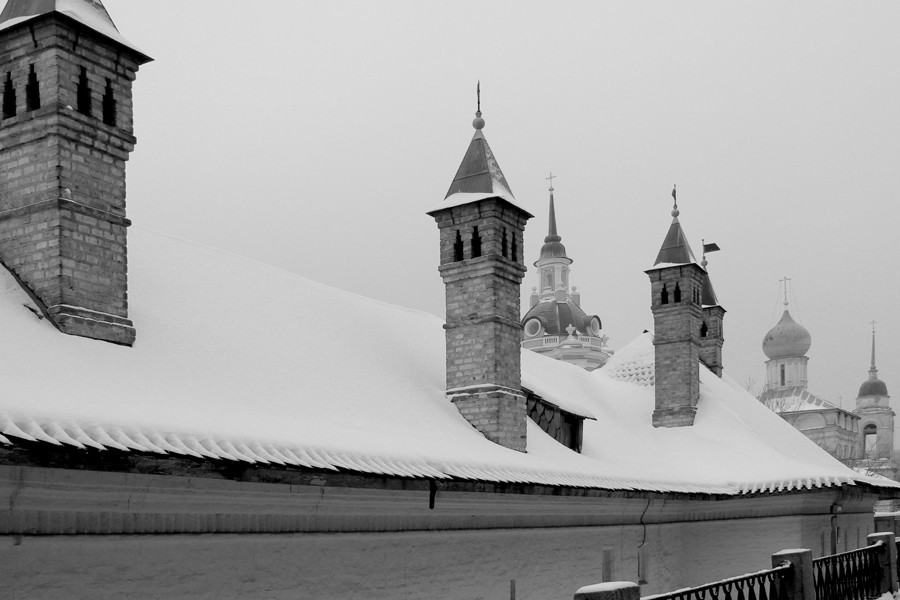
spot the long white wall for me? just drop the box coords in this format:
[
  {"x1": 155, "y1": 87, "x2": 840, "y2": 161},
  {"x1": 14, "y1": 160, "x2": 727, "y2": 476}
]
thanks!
[{"x1": 2, "y1": 512, "x2": 875, "y2": 600}]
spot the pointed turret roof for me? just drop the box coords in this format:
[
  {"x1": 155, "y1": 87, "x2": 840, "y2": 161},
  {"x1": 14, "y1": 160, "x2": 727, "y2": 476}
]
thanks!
[
  {"x1": 0, "y1": 0, "x2": 150, "y2": 63},
  {"x1": 653, "y1": 209, "x2": 697, "y2": 266},
  {"x1": 428, "y1": 88, "x2": 531, "y2": 217},
  {"x1": 535, "y1": 186, "x2": 571, "y2": 265},
  {"x1": 445, "y1": 127, "x2": 514, "y2": 200}
]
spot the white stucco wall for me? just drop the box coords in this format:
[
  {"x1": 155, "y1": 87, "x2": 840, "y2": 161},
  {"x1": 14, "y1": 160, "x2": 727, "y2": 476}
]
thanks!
[{"x1": 1, "y1": 512, "x2": 876, "y2": 600}]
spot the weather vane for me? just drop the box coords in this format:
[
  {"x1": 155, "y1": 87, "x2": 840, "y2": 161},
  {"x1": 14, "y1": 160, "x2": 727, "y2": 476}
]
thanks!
[
  {"x1": 546, "y1": 172, "x2": 556, "y2": 192},
  {"x1": 476, "y1": 81, "x2": 481, "y2": 116},
  {"x1": 672, "y1": 185, "x2": 677, "y2": 209}
]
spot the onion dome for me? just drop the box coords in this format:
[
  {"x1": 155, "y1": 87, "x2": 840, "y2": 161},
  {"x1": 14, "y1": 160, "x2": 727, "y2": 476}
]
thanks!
[
  {"x1": 762, "y1": 310, "x2": 811, "y2": 360},
  {"x1": 536, "y1": 187, "x2": 572, "y2": 265},
  {"x1": 859, "y1": 329, "x2": 888, "y2": 397}
]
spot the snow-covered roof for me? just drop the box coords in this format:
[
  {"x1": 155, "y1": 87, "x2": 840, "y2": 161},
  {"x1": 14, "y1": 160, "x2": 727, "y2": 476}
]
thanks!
[
  {"x1": 0, "y1": 228, "x2": 894, "y2": 495},
  {"x1": 0, "y1": 0, "x2": 150, "y2": 62},
  {"x1": 758, "y1": 387, "x2": 855, "y2": 416}
]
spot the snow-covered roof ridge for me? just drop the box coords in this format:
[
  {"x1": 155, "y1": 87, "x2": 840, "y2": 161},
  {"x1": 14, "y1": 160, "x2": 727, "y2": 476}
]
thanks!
[{"x1": 0, "y1": 227, "x2": 894, "y2": 496}]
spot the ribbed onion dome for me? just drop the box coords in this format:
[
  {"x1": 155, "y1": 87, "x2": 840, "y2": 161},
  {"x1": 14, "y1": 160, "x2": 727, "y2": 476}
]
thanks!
[{"x1": 762, "y1": 310, "x2": 811, "y2": 360}]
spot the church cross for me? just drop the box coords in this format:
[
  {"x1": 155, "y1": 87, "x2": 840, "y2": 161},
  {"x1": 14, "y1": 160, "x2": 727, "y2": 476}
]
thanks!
[
  {"x1": 546, "y1": 172, "x2": 556, "y2": 192},
  {"x1": 779, "y1": 277, "x2": 791, "y2": 307},
  {"x1": 871, "y1": 320, "x2": 877, "y2": 333}
]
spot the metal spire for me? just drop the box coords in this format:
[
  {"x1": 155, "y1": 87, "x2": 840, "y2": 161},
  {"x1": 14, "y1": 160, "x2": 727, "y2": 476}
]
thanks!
[
  {"x1": 473, "y1": 81, "x2": 484, "y2": 130},
  {"x1": 545, "y1": 173, "x2": 560, "y2": 242},
  {"x1": 870, "y1": 321, "x2": 877, "y2": 369}
]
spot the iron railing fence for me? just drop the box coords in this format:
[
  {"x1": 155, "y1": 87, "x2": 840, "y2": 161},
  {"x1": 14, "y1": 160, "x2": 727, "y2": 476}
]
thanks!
[
  {"x1": 811, "y1": 542, "x2": 882, "y2": 600},
  {"x1": 642, "y1": 563, "x2": 791, "y2": 600}
]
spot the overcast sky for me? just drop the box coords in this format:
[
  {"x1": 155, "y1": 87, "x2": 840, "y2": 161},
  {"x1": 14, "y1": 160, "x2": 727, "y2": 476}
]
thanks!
[{"x1": 96, "y1": 0, "x2": 899, "y2": 409}]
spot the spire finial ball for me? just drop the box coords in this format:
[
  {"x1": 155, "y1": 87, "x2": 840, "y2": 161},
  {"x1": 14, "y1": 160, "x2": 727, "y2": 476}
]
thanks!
[
  {"x1": 671, "y1": 207, "x2": 680, "y2": 218},
  {"x1": 473, "y1": 113, "x2": 485, "y2": 130}
]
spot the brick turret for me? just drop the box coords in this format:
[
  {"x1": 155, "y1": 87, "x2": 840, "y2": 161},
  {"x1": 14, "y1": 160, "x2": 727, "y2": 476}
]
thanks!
[
  {"x1": 646, "y1": 195, "x2": 723, "y2": 427},
  {"x1": 427, "y1": 97, "x2": 532, "y2": 452},
  {"x1": 0, "y1": 0, "x2": 151, "y2": 345}
]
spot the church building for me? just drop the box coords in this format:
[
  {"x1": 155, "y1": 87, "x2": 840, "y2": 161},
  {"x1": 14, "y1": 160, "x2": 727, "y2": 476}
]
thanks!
[
  {"x1": 1, "y1": 2, "x2": 899, "y2": 598},
  {"x1": 521, "y1": 182, "x2": 613, "y2": 371},
  {"x1": 758, "y1": 290, "x2": 862, "y2": 463}
]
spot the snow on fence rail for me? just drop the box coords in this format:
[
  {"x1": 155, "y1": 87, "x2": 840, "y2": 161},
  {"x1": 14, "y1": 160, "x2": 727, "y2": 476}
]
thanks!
[
  {"x1": 640, "y1": 563, "x2": 790, "y2": 600},
  {"x1": 571, "y1": 533, "x2": 899, "y2": 600}
]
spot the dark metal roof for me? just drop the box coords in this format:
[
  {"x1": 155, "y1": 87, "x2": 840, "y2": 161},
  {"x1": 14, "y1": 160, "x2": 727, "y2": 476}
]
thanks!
[
  {"x1": 0, "y1": 0, "x2": 114, "y2": 27},
  {"x1": 859, "y1": 378, "x2": 889, "y2": 398},
  {"x1": 653, "y1": 217, "x2": 697, "y2": 265},
  {"x1": 444, "y1": 130, "x2": 514, "y2": 199},
  {"x1": 536, "y1": 192, "x2": 571, "y2": 264},
  {"x1": 522, "y1": 299, "x2": 599, "y2": 336}
]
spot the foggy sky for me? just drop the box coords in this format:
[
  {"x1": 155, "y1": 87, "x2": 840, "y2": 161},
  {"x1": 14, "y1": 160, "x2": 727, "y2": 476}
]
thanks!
[{"x1": 101, "y1": 1, "x2": 899, "y2": 409}]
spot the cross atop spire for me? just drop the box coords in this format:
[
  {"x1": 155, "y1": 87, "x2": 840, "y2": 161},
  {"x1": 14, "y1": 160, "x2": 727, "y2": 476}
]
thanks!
[
  {"x1": 779, "y1": 277, "x2": 792, "y2": 307},
  {"x1": 546, "y1": 172, "x2": 556, "y2": 192}
]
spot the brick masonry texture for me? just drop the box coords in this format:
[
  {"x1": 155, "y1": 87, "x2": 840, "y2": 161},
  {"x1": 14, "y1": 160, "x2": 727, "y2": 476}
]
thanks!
[
  {"x1": 648, "y1": 265, "x2": 707, "y2": 427},
  {"x1": 433, "y1": 198, "x2": 530, "y2": 451},
  {"x1": 700, "y1": 305, "x2": 726, "y2": 377},
  {"x1": 0, "y1": 16, "x2": 144, "y2": 345}
]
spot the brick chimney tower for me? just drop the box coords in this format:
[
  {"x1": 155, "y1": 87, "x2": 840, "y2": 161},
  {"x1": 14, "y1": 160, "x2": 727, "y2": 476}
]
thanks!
[
  {"x1": 427, "y1": 90, "x2": 533, "y2": 452},
  {"x1": 645, "y1": 190, "x2": 724, "y2": 427},
  {"x1": 0, "y1": 0, "x2": 152, "y2": 345}
]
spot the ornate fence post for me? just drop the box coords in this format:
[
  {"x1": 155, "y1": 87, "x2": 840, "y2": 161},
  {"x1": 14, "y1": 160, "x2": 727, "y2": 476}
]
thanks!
[
  {"x1": 574, "y1": 582, "x2": 640, "y2": 600},
  {"x1": 771, "y1": 549, "x2": 815, "y2": 600},
  {"x1": 867, "y1": 532, "x2": 899, "y2": 594}
]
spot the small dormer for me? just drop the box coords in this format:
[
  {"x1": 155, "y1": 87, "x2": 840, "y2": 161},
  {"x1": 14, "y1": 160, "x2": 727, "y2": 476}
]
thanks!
[{"x1": 524, "y1": 387, "x2": 593, "y2": 453}]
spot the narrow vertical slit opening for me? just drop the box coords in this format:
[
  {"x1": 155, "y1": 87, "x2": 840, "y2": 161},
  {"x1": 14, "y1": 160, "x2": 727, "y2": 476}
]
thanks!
[
  {"x1": 660, "y1": 284, "x2": 668, "y2": 305},
  {"x1": 25, "y1": 65, "x2": 40, "y2": 111},
  {"x1": 453, "y1": 230, "x2": 464, "y2": 262},
  {"x1": 700, "y1": 321, "x2": 708, "y2": 338},
  {"x1": 77, "y1": 66, "x2": 91, "y2": 116},
  {"x1": 471, "y1": 226, "x2": 482, "y2": 258},
  {"x1": 511, "y1": 231, "x2": 518, "y2": 263},
  {"x1": 102, "y1": 78, "x2": 116, "y2": 126},
  {"x1": 501, "y1": 228, "x2": 508, "y2": 259},
  {"x1": 673, "y1": 283, "x2": 681, "y2": 303},
  {"x1": 3, "y1": 72, "x2": 16, "y2": 119}
]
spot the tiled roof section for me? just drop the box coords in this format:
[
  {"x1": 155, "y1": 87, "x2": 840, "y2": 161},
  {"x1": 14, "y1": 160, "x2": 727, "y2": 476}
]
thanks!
[
  {"x1": 599, "y1": 332, "x2": 655, "y2": 386},
  {"x1": 758, "y1": 387, "x2": 849, "y2": 415},
  {"x1": 654, "y1": 216, "x2": 697, "y2": 266},
  {"x1": 0, "y1": 0, "x2": 115, "y2": 28},
  {"x1": 445, "y1": 129, "x2": 514, "y2": 199}
]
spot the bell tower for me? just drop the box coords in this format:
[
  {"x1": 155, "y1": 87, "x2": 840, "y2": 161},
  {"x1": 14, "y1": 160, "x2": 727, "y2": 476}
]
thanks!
[
  {"x1": 427, "y1": 90, "x2": 532, "y2": 452},
  {"x1": 0, "y1": 0, "x2": 151, "y2": 345}
]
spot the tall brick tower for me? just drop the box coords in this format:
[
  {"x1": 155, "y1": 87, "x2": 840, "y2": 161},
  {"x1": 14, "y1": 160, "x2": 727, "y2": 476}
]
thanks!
[
  {"x1": 0, "y1": 0, "x2": 152, "y2": 345},
  {"x1": 426, "y1": 94, "x2": 533, "y2": 452},
  {"x1": 699, "y1": 247, "x2": 725, "y2": 377},
  {"x1": 645, "y1": 192, "x2": 724, "y2": 427}
]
